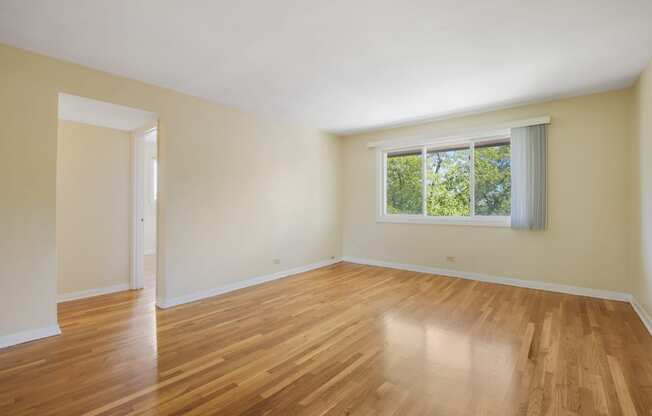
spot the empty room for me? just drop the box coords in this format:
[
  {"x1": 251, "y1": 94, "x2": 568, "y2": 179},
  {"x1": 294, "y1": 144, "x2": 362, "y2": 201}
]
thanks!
[{"x1": 0, "y1": 1, "x2": 651, "y2": 415}]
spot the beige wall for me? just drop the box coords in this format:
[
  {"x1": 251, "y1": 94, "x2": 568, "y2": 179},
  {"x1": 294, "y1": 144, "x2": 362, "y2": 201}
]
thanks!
[
  {"x1": 0, "y1": 48, "x2": 58, "y2": 335},
  {"x1": 0, "y1": 43, "x2": 342, "y2": 338},
  {"x1": 633, "y1": 60, "x2": 652, "y2": 318},
  {"x1": 2, "y1": 39, "x2": 647, "y2": 341},
  {"x1": 57, "y1": 121, "x2": 131, "y2": 296},
  {"x1": 341, "y1": 89, "x2": 634, "y2": 293}
]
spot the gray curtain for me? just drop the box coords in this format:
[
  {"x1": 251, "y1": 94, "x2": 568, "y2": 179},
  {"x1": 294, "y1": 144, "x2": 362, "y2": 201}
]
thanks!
[{"x1": 511, "y1": 124, "x2": 547, "y2": 230}]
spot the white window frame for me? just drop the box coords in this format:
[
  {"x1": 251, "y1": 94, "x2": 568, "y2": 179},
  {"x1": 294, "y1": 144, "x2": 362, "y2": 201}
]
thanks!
[{"x1": 377, "y1": 134, "x2": 511, "y2": 227}]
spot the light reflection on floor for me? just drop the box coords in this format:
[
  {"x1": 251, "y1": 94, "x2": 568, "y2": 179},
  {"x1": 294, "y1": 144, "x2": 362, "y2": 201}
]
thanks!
[{"x1": 382, "y1": 313, "x2": 516, "y2": 411}]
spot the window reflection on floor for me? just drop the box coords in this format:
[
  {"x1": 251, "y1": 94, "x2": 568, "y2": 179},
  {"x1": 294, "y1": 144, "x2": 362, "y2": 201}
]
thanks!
[{"x1": 382, "y1": 313, "x2": 514, "y2": 407}]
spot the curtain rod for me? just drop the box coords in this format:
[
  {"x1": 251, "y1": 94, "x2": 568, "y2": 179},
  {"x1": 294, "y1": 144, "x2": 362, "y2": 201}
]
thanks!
[{"x1": 367, "y1": 116, "x2": 551, "y2": 149}]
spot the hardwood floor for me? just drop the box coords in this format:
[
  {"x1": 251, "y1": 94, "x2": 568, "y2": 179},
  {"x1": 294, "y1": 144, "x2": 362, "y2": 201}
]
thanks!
[{"x1": 1, "y1": 262, "x2": 651, "y2": 415}]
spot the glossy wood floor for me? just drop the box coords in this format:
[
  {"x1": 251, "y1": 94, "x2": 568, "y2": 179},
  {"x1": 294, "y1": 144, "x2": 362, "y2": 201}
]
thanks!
[{"x1": 1, "y1": 262, "x2": 651, "y2": 415}]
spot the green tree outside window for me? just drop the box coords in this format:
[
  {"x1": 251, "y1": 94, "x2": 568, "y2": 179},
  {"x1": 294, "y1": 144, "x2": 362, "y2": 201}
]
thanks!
[{"x1": 385, "y1": 141, "x2": 511, "y2": 217}]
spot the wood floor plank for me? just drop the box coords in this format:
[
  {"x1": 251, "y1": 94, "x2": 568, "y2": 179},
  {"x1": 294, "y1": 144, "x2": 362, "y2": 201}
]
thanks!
[{"x1": 0, "y1": 262, "x2": 651, "y2": 415}]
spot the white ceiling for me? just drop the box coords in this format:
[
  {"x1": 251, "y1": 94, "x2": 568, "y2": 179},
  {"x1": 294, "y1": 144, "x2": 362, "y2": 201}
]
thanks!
[
  {"x1": 2, "y1": 1, "x2": 651, "y2": 134},
  {"x1": 58, "y1": 93, "x2": 158, "y2": 131}
]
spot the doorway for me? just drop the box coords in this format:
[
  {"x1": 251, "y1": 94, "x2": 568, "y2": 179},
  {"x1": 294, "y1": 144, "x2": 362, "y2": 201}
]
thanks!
[
  {"x1": 132, "y1": 125, "x2": 158, "y2": 291},
  {"x1": 56, "y1": 93, "x2": 158, "y2": 303}
]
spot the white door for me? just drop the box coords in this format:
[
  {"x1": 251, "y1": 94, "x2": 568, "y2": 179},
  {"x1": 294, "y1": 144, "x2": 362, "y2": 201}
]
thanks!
[{"x1": 131, "y1": 129, "x2": 147, "y2": 289}]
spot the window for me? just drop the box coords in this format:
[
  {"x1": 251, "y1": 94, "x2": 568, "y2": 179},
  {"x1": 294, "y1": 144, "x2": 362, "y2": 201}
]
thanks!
[
  {"x1": 386, "y1": 150, "x2": 422, "y2": 215},
  {"x1": 426, "y1": 145, "x2": 471, "y2": 217},
  {"x1": 474, "y1": 140, "x2": 511, "y2": 216},
  {"x1": 380, "y1": 136, "x2": 511, "y2": 226}
]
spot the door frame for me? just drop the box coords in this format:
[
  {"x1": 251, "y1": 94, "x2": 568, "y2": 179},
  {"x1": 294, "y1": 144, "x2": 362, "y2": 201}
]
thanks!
[{"x1": 130, "y1": 123, "x2": 157, "y2": 290}]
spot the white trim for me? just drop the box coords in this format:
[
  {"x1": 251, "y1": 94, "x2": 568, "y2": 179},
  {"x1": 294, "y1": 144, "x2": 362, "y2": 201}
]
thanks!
[
  {"x1": 132, "y1": 122, "x2": 158, "y2": 138},
  {"x1": 469, "y1": 141, "x2": 476, "y2": 217},
  {"x1": 377, "y1": 150, "x2": 386, "y2": 217},
  {"x1": 342, "y1": 257, "x2": 631, "y2": 301},
  {"x1": 376, "y1": 215, "x2": 510, "y2": 227},
  {"x1": 57, "y1": 283, "x2": 130, "y2": 303},
  {"x1": 150, "y1": 157, "x2": 158, "y2": 203},
  {"x1": 421, "y1": 146, "x2": 427, "y2": 215},
  {"x1": 342, "y1": 257, "x2": 651, "y2": 337},
  {"x1": 631, "y1": 296, "x2": 652, "y2": 336},
  {"x1": 131, "y1": 129, "x2": 146, "y2": 290},
  {"x1": 0, "y1": 325, "x2": 61, "y2": 349},
  {"x1": 367, "y1": 116, "x2": 550, "y2": 150},
  {"x1": 156, "y1": 258, "x2": 342, "y2": 309}
]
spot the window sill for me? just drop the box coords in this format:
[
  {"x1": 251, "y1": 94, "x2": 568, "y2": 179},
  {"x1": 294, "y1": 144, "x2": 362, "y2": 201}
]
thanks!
[{"x1": 376, "y1": 215, "x2": 511, "y2": 227}]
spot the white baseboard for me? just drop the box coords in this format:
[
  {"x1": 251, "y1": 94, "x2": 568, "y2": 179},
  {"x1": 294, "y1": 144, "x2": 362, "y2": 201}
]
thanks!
[
  {"x1": 4, "y1": 257, "x2": 649, "y2": 351},
  {"x1": 0, "y1": 325, "x2": 61, "y2": 349},
  {"x1": 631, "y1": 296, "x2": 652, "y2": 336},
  {"x1": 342, "y1": 256, "x2": 631, "y2": 301},
  {"x1": 57, "y1": 283, "x2": 130, "y2": 303},
  {"x1": 342, "y1": 256, "x2": 652, "y2": 336},
  {"x1": 157, "y1": 258, "x2": 342, "y2": 309}
]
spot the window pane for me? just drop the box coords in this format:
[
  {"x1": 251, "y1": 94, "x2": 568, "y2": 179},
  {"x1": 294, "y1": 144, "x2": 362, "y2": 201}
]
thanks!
[
  {"x1": 474, "y1": 141, "x2": 511, "y2": 216},
  {"x1": 426, "y1": 146, "x2": 470, "y2": 216},
  {"x1": 386, "y1": 150, "x2": 422, "y2": 215}
]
